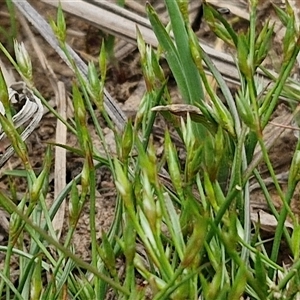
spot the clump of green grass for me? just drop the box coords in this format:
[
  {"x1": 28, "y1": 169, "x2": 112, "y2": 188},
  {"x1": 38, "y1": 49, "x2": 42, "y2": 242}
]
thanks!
[{"x1": 1, "y1": 0, "x2": 300, "y2": 299}]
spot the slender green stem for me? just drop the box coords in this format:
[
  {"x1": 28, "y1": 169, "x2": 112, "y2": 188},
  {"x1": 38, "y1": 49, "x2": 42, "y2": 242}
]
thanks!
[
  {"x1": 6, "y1": 0, "x2": 17, "y2": 44},
  {"x1": 277, "y1": 259, "x2": 300, "y2": 291},
  {"x1": 0, "y1": 195, "x2": 130, "y2": 295},
  {"x1": 268, "y1": 182, "x2": 296, "y2": 278},
  {"x1": 260, "y1": 45, "x2": 300, "y2": 128},
  {"x1": 253, "y1": 169, "x2": 291, "y2": 242},
  {"x1": 88, "y1": 161, "x2": 98, "y2": 296},
  {"x1": 257, "y1": 137, "x2": 285, "y2": 205},
  {"x1": 239, "y1": 238, "x2": 283, "y2": 271}
]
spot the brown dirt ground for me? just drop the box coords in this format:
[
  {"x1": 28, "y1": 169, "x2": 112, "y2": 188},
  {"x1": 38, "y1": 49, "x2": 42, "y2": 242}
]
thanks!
[{"x1": 0, "y1": 0, "x2": 299, "y2": 294}]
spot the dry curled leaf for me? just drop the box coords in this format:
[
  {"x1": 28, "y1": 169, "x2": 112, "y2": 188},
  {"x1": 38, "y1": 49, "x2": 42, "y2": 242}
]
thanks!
[
  {"x1": 0, "y1": 82, "x2": 43, "y2": 166},
  {"x1": 152, "y1": 104, "x2": 218, "y2": 133},
  {"x1": 152, "y1": 104, "x2": 202, "y2": 117},
  {"x1": 152, "y1": 104, "x2": 206, "y2": 124}
]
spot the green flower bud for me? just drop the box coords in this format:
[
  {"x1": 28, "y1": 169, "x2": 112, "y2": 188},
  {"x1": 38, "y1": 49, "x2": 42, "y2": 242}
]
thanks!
[{"x1": 14, "y1": 41, "x2": 32, "y2": 81}]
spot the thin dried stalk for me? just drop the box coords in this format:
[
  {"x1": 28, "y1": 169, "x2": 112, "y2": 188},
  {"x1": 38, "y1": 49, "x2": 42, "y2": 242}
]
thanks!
[{"x1": 53, "y1": 82, "x2": 67, "y2": 240}]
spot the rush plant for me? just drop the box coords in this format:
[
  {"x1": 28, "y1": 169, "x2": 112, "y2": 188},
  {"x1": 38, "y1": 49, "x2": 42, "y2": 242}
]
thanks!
[{"x1": 1, "y1": 0, "x2": 300, "y2": 299}]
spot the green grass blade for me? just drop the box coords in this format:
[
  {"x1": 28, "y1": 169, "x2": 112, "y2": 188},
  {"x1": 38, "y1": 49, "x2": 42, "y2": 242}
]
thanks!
[
  {"x1": 165, "y1": 0, "x2": 204, "y2": 104},
  {"x1": 146, "y1": 3, "x2": 192, "y2": 104}
]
